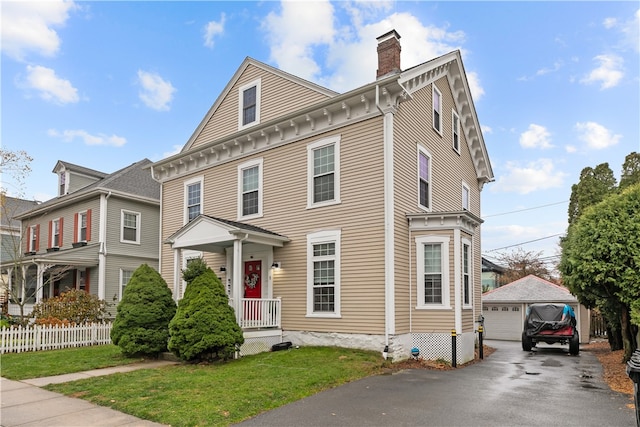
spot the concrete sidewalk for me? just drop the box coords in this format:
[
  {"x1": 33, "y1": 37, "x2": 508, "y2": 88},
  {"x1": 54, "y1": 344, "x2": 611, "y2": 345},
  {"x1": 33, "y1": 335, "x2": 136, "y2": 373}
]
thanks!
[{"x1": 1, "y1": 360, "x2": 177, "y2": 427}]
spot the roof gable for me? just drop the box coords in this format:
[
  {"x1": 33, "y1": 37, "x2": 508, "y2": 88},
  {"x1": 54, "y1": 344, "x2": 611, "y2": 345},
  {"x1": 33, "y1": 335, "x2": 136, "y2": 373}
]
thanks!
[{"x1": 482, "y1": 274, "x2": 577, "y2": 303}]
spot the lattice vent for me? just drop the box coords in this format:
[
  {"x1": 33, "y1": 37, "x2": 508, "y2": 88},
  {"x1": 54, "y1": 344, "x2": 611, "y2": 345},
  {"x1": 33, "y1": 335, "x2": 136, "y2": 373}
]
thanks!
[
  {"x1": 240, "y1": 335, "x2": 282, "y2": 356},
  {"x1": 411, "y1": 332, "x2": 463, "y2": 364}
]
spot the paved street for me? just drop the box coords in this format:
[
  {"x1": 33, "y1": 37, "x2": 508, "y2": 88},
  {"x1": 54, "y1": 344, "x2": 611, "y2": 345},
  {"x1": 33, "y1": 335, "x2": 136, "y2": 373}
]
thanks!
[{"x1": 239, "y1": 340, "x2": 635, "y2": 426}]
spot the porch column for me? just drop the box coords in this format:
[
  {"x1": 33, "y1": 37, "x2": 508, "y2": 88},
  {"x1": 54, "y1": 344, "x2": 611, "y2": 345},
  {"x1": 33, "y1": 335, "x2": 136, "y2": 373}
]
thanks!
[
  {"x1": 232, "y1": 236, "x2": 245, "y2": 323},
  {"x1": 36, "y1": 264, "x2": 44, "y2": 303},
  {"x1": 173, "y1": 247, "x2": 182, "y2": 301},
  {"x1": 20, "y1": 265, "x2": 27, "y2": 303}
]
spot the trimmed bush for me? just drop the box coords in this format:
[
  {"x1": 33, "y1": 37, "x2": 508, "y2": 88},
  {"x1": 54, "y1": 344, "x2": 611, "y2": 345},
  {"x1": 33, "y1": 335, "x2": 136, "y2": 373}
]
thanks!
[
  {"x1": 30, "y1": 289, "x2": 108, "y2": 324},
  {"x1": 168, "y1": 268, "x2": 244, "y2": 361},
  {"x1": 111, "y1": 264, "x2": 176, "y2": 357}
]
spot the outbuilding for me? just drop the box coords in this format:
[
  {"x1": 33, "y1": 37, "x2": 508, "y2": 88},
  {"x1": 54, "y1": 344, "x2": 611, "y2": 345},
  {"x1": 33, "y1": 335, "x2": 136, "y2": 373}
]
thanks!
[{"x1": 482, "y1": 275, "x2": 590, "y2": 343}]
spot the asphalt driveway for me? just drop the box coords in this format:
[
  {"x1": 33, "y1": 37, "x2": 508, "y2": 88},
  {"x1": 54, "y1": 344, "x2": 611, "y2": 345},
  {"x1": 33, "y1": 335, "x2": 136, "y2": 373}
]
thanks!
[{"x1": 238, "y1": 340, "x2": 635, "y2": 426}]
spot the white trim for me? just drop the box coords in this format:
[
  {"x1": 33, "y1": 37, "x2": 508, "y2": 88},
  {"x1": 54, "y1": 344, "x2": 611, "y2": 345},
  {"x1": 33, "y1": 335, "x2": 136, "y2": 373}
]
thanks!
[
  {"x1": 461, "y1": 237, "x2": 472, "y2": 309},
  {"x1": 28, "y1": 225, "x2": 38, "y2": 252},
  {"x1": 462, "y1": 181, "x2": 470, "y2": 211},
  {"x1": 51, "y1": 218, "x2": 60, "y2": 248},
  {"x1": 306, "y1": 135, "x2": 341, "y2": 209},
  {"x1": 417, "y1": 145, "x2": 432, "y2": 212},
  {"x1": 77, "y1": 210, "x2": 88, "y2": 242},
  {"x1": 120, "y1": 209, "x2": 141, "y2": 244},
  {"x1": 432, "y1": 84, "x2": 442, "y2": 135},
  {"x1": 306, "y1": 229, "x2": 341, "y2": 318},
  {"x1": 452, "y1": 109, "x2": 460, "y2": 154},
  {"x1": 415, "y1": 235, "x2": 451, "y2": 310},
  {"x1": 237, "y1": 158, "x2": 264, "y2": 220},
  {"x1": 238, "y1": 78, "x2": 261, "y2": 130},
  {"x1": 382, "y1": 108, "x2": 396, "y2": 337},
  {"x1": 183, "y1": 175, "x2": 204, "y2": 224}
]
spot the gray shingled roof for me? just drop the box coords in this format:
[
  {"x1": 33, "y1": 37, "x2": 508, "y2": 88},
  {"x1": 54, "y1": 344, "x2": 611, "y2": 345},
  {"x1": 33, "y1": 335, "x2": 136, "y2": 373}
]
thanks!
[
  {"x1": 53, "y1": 160, "x2": 108, "y2": 179},
  {"x1": 482, "y1": 275, "x2": 577, "y2": 303},
  {"x1": 1, "y1": 196, "x2": 40, "y2": 228}
]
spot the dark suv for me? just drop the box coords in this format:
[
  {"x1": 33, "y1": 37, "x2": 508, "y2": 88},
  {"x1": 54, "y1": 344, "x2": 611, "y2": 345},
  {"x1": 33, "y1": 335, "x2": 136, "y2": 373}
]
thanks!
[{"x1": 522, "y1": 303, "x2": 579, "y2": 355}]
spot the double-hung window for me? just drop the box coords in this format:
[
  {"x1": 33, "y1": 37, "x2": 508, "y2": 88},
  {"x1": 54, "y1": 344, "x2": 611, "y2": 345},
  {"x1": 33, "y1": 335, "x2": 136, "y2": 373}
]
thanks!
[
  {"x1": 307, "y1": 230, "x2": 341, "y2": 317},
  {"x1": 238, "y1": 79, "x2": 261, "y2": 129},
  {"x1": 121, "y1": 210, "x2": 140, "y2": 243},
  {"x1": 28, "y1": 225, "x2": 39, "y2": 252},
  {"x1": 433, "y1": 85, "x2": 442, "y2": 134},
  {"x1": 462, "y1": 182, "x2": 470, "y2": 211},
  {"x1": 184, "y1": 177, "x2": 203, "y2": 223},
  {"x1": 462, "y1": 239, "x2": 471, "y2": 307},
  {"x1": 59, "y1": 172, "x2": 66, "y2": 196},
  {"x1": 416, "y1": 235, "x2": 450, "y2": 309},
  {"x1": 418, "y1": 146, "x2": 432, "y2": 210},
  {"x1": 76, "y1": 210, "x2": 91, "y2": 242},
  {"x1": 452, "y1": 110, "x2": 460, "y2": 153},
  {"x1": 238, "y1": 159, "x2": 263, "y2": 219},
  {"x1": 307, "y1": 136, "x2": 341, "y2": 208},
  {"x1": 120, "y1": 269, "x2": 133, "y2": 300},
  {"x1": 51, "y1": 218, "x2": 61, "y2": 247}
]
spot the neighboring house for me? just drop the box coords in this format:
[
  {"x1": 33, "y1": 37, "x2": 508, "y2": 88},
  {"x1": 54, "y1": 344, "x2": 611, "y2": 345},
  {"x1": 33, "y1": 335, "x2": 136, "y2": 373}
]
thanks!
[
  {"x1": 2, "y1": 159, "x2": 160, "y2": 316},
  {"x1": 150, "y1": 30, "x2": 494, "y2": 362},
  {"x1": 1, "y1": 195, "x2": 40, "y2": 305},
  {"x1": 482, "y1": 274, "x2": 590, "y2": 343},
  {"x1": 481, "y1": 257, "x2": 505, "y2": 291}
]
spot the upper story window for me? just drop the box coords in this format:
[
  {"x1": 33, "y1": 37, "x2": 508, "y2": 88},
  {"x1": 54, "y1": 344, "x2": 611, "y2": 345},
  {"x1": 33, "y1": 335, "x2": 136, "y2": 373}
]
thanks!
[
  {"x1": 121, "y1": 210, "x2": 140, "y2": 244},
  {"x1": 184, "y1": 177, "x2": 203, "y2": 223},
  {"x1": 452, "y1": 110, "x2": 460, "y2": 153},
  {"x1": 238, "y1": 158, "x2": 263, "y2": 219},
  {"x1": 307, "y1": 230, "x2": 341, "y2": 318},
  {"x1": 59, "y1": 172, "x2": 66, "y2": 196},
  {"x1": 418, "y1": 146, "x2": 432, "y2": 211},
  {"x1": 462, "y1": 239, "x2": 471, "y2": 307},
  {"x1": 238, "y1": 79, "x2": 261, "y2": 130},
  {"x1": 462, "y1": 182, "x2": 470, "y2": 211},
  {"x1": 307, "y1": 136, "x2": 341, "y2": 209},
  {"x1": 50, "y1": 218, "x2": 62, "y2": 247},
  {"x1": 433, "y1": 85, "x2": 442, "y2": 134},
  {"x1": 28, "y1": 225, "x2": 39, "y2": 252},
  {"x1": 75, "y1": 210, "x2": 91, "y2": 242},
  {"x1": 415, "y1": 235, "x2": 450, "y2": 309}
]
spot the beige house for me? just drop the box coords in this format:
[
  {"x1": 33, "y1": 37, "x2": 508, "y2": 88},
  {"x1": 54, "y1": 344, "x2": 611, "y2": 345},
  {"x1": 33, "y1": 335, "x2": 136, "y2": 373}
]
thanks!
[{"x1": 151, "y1": 30, "x2": 494, "y2": 362}]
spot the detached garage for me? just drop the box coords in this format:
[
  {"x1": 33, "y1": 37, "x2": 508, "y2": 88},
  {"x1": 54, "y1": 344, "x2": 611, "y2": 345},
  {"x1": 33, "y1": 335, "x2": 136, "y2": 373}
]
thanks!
[{"x1": 482, "y1": 275, "x2": 590, "y2": 343}]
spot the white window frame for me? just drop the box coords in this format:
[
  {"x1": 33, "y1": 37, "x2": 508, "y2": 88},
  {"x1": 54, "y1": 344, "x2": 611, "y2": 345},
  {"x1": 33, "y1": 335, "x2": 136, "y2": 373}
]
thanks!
[
  {"x1": 462, "y1": 238, "x2": 472, "y2": 308},
  {"x1": 306, "y1": 230, "x2": 341, "y2": 318},
  {"x1": 28, "y1": 225, "x2": 38, "y2": 252},
  {"x1": 237, "y1": 158, "x2": 263, "y2": 220},
  {"x1": 417, "y1": 145, "x2": 432, "y2": 211},
  {"x1": 76, "y1": 269, "x2": 87, "y2": 292},
  {"x1": 432, "y1": 85, "x2": 442, "y2": 135},
  {"x1": 119, "y1": 269, "x2": 133, "y2": 300},
  {"x1": 59, "y1": 171, "x2": 67, "y2": 196},
  {"x1": 184, "y1": 176, "x2": 204, "y2": 224},
  {"x1": 181, "y1": 251, "x2": 203, "y2": 299},
  {"x1": 238, "y1": 78, "x2": 261, "y2": 130},
  {"x1": 307, "y1": 136, "x2": 341, "y2": 209},
  {"x1": 120, "y1": 210, "x2": 141, "y2": 244},
  {"x1": 78, "y1": 211, "x2": 88, "y2": 242},
  {"x1": 452, "y1": 110, "x2": 460, "y2": 153},
  {"x1": 462, "y1": 182, "x2": 470, "y2": 211},
  {"x1": 52, "y1": 218, "x2": 60, "y2": 247},
  {"x1": 415, "y1": 235, "x2": 451, "y2": 310}
]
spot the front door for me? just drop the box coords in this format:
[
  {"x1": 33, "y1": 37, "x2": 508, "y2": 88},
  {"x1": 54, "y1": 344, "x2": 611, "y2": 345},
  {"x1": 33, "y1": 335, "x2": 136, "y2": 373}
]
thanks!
[{"x1": 244, "y1": 260, "x2": 262, "y2": 321}]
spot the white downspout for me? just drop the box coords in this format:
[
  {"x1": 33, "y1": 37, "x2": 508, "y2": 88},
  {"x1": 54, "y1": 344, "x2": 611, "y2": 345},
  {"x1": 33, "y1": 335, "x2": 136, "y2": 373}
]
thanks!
[{"x1": 98, "y1": 191, "x2": 111, "y2": 300}]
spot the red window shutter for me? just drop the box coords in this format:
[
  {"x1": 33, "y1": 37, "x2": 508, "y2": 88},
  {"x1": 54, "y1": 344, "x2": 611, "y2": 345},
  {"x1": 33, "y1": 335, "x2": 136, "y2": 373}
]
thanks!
[
  {"x1": 59, "y1": 217, "x2": 64, "y2": 246},
  {"x1": 84, "y1": 268, "x2": 90, "y2": 294},
  {"x1": 35, "y1": 224, "x2": 40, "y2": 252},
  {"x1": 86, "y1": 209, "x2": 92, "y2": 241},
  {"x1": 48, "y1": 221, "x2": 53, "y2": 248},
  {"x1": 73, "y1": 213, "x2": 78, "y2": 243}
]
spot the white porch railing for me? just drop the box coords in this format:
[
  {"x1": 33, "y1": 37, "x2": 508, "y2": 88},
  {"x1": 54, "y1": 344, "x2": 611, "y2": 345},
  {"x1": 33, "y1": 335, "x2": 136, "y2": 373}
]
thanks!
[
  {"x1": 7, "y1": 303, "x2": 34, "y2": 317},
  {"x1": 229, "y1": 298, "x2": 281, "y2": 329},
  {"x1": 1, "y1": 322, "x2": 112, "y2": 354}
]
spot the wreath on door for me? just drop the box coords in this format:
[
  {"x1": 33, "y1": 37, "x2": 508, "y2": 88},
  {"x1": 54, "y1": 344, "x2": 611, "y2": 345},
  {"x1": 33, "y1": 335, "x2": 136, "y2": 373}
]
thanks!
[{"x1": 245, "y1": 273, "x2": 259, "y2": 289}]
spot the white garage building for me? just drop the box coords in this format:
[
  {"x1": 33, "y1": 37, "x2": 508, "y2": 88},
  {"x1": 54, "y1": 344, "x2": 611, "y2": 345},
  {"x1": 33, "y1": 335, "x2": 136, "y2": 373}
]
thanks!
[{"x1": 482, "y1": 275, "x2": 590, "y2": 343}]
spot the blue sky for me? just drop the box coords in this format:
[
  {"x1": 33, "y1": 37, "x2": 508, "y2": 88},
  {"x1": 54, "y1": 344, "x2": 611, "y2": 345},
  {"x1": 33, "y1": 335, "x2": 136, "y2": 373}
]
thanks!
[{"x1": 2, "y1": 1, "x2": 639, "y2": 269}]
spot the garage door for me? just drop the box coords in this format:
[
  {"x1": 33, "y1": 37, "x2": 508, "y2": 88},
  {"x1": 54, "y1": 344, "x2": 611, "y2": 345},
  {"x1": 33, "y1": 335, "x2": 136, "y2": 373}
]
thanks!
[{"x1": 483, "y1": 304, "x2": 523, "y2": 340}]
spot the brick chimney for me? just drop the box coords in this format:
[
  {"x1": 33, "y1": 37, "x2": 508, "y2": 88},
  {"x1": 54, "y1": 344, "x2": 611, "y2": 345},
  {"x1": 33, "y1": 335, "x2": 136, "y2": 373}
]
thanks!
[{"x1": 376, "y1": 29, "x2": 401, "y2": 78}]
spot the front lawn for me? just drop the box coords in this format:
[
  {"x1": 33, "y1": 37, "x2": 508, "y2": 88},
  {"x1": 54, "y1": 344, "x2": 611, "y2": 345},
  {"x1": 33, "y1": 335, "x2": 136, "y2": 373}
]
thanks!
[
  {"x1": 44, "y1": 346, "x2": 384, "y2": 426},
  {"x1": 1, "y1": 345, "x2": 144, "y2": 380}
]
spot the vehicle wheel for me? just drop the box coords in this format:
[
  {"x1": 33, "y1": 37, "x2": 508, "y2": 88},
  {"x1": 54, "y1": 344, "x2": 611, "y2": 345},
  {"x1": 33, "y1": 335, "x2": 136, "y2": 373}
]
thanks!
[
  {"x1": 569, "y1": 331, "x2": 580, "y2": 355},
  {"x1": 522, "y1": 332, "x2": 532, "y2": 351}
]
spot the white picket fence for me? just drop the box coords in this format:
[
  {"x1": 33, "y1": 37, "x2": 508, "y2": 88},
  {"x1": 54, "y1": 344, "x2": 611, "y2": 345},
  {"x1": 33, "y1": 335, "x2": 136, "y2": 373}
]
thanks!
[{"x1": 1, "y1": 322, "x2": 112, "y2": 354}]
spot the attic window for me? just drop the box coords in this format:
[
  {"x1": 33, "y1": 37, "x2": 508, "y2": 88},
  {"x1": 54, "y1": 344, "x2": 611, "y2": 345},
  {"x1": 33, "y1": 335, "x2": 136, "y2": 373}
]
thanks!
[
  {"x1": 433, "y1": 85, "x2": 442, "y2": 134},
  {"x1": 452, "y1": 110, "x2": 460, "y2": 153},
  {"x1": 59, "y1": 172, "x2": 66, "y2": 195},
  {"x1": 238, "y1": 78, "x2": 261, "y2": 129}
]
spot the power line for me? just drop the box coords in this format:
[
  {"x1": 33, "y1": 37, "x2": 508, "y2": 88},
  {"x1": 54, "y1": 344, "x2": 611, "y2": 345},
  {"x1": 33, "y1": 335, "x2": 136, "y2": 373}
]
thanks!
[
  {"x1": 482, "y1": 200, "x2": 569, "y2": 218},
  {"x1": 483, "y1": 233, "x2": 564, "y2": 253}
]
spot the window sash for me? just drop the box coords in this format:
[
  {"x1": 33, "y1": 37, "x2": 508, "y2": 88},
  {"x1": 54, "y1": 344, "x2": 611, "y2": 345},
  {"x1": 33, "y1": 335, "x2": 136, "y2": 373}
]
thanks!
[
  {"x1": 463, "y1": 243, "x2": 470, "y2": 305},
  {"x1": 242, "y1": 86, "x2": 257, "y2": 125},
  {"x1": 423, "y1": 243, "x2": 443, "y2": 304},
  {"x1": 30, "y1": 227, "x2": 37, "y2": 251},
  {"x1": 313, "y1": 145, "x2": 335, "y2": 203},
  {"x1": 187, "y1": 182, "x2": 201, "y2": 221},
  {"x1": 419, "y1": 152, "x2": 430, "y2": 208},
  {"x1": 313, "y1": 257, "x2": 335, "y2": 312},
  {"x1": 242, "y1": 166, "x2": 259, "y2": 216},
  {"x1": 79, "y1": 213, "x2": 87, "y2": 241},
  {"x1": 121, "y1": 270, "x2": 133, "y2": 298},
  {"x1": 453, "y1": 112, "x2": 460, "y2": 151},
  {"x1": 433, "y1": 87, "x2": 442, "y2": 132},
  {"x1": 53, "y1": 220, "x2": 60, "y2": 247},
  {"x1": 462, "y1": 185, "x2": 470, "y2": 210}
]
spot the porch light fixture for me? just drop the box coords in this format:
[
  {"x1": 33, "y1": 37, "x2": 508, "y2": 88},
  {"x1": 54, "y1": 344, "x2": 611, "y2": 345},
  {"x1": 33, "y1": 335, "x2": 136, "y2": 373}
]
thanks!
[
  {"x1": 220, "y1": 266, "x2": 226, "y2": 273},
  {"x1": 271, "y1": 262, "x2": 281, "y2": 269}
]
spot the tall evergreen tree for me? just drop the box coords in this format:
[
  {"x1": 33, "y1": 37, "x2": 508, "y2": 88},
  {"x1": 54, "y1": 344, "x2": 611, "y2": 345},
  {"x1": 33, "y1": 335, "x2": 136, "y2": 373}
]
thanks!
[
  {"x1": 619, "y1": 151, "x2": 640, "y2": 190},
  {"x1": 567, "y1": 163, "x2": 617, "y2": 225}
]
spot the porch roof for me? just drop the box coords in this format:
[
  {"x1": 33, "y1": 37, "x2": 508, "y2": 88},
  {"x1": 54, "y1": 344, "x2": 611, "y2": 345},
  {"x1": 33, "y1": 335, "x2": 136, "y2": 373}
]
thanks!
[{"x1": 164, "y1": 215, "x2": 289, "y2": 253}]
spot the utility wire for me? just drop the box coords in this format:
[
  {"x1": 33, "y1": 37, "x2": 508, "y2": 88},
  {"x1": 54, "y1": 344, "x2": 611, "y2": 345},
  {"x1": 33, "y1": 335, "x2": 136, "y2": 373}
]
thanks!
[
  {"x1": 482, "y1": 200, "x2": 569, "y2": 218},
  {"x1": 483, "y1": 233, "x2": 564, "y2": 253}
]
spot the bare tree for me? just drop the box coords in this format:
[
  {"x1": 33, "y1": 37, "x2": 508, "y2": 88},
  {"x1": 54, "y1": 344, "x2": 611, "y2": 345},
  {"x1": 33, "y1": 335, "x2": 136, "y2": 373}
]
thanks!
[{"x1": 495, "y1": 247, "x2": 552, "y2": 286}]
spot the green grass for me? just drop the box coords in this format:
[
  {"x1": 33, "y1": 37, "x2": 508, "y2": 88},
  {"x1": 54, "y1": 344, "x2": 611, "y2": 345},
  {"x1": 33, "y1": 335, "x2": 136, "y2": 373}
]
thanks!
[
  {"x1": 1, "y1": 345, "x2": 144, "y2": 380},
  {"x1": 43, "y1": 346, "x2": 385, "y2": 426}
]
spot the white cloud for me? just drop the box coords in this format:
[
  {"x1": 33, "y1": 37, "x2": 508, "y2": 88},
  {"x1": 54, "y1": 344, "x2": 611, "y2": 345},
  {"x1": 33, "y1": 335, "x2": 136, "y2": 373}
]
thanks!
[
  {"x1": 565, "y1": 145, "x2": 577, "y2": 153},
  {"x1": 491, "y1": 158, "x2": 567, "y2": 194},
  {"x1": 603, "y1": 17, "x2": 617, "y2": 29},
  {"x1": 48, "y1": 129, "x2": 127, "y2": 147},
  {"x1": 137, "y1": 70, "x2": 176, "y2": 111},
  {"x1": 519, "y1": 124, "x2": 553, "y2": 149},
  {"x1": 261, "y1": 1, "x2": 472, "y2": 93},
  {"x1": 162, "y1": 145, "x2": 183, "y2": 159},
  {"x1": 203, "y1": 13, "x2": 226, "y2": 48},
  {"x1": 466, "y1": 71, "x2": 484, "y2": 101},
  {"x1": 481, "y1": 125, "x2": 493, "y2": 134},
  {"x1": 1, "y1": 0, "x2": 76, "y2": 61},
  {"x1": 581, "y1": 54, "x2": 624, "y2": 89},
  {"x1": 574, "y1": 121, "x2": 621, "y2": 150},
  {"x1": 24, "y1": 65, "x2": 79, "y2": 104}
]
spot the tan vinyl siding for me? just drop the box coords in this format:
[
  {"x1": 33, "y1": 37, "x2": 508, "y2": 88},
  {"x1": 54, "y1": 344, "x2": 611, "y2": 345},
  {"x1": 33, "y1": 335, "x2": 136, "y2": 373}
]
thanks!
[
  {"x1": 191, "y1": 64, "x2": 332, "y2": 150},
  {"x1": 161, "y1": 117, "x2": 387, "y2": 334}
]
